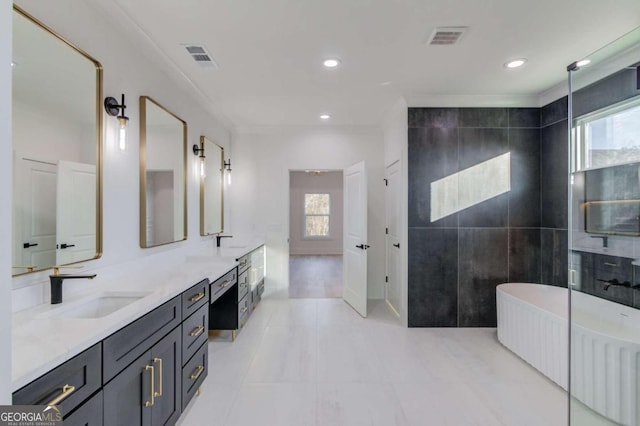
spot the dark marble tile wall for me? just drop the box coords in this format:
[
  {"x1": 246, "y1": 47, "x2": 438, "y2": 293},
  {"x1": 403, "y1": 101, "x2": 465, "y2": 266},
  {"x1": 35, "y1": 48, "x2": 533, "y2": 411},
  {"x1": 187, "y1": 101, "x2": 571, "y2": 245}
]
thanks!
[{"x1": 408, "y1": 107, "x2": 542, "y2": 327}]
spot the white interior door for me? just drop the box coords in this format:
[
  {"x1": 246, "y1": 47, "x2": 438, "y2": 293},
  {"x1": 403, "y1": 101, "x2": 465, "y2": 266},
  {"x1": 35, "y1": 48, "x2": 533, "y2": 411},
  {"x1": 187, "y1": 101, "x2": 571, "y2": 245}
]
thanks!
[
  {"x1": 385, "y1": 160, "x2": 402, "y2": 317},
  {"x1": 343, "y1": 161, "x2": 368, "y2": 317},
  {"x1": 56, "y1": 160, "x2": 96, "y2": 265},
  {"x1": 13, "y1": 156, "x2": 57, "y2": 270}
]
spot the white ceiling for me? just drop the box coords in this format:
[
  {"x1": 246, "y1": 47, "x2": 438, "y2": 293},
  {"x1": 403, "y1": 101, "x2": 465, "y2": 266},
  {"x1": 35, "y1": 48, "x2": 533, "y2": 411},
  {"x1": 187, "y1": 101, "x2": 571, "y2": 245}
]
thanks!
[{"x1": 96, "y1": 0, "x2": 640, "y2": 128}]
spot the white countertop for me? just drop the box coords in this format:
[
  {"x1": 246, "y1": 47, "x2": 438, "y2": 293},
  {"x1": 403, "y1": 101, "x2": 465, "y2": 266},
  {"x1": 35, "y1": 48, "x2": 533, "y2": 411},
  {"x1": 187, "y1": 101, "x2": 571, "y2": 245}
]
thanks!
[{"x1": 11, "y1": 240, "x2": 264, "y2": 391}]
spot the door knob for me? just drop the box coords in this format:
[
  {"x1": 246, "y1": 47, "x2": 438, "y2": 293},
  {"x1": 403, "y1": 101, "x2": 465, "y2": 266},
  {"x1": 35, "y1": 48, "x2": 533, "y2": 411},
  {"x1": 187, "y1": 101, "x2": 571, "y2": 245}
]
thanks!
[
  {"x1": 393, "y1": 243, "x2": 400, "y2": 248},
  {"x1": 60, "y1": 243, "x2": 76, "y2": 249},
  {"x1": 356, "y1": 244, "x2": 371, "y2": 250},
  {"x1": 23, "y1": 242, "x2": 38, "y2": 249}
]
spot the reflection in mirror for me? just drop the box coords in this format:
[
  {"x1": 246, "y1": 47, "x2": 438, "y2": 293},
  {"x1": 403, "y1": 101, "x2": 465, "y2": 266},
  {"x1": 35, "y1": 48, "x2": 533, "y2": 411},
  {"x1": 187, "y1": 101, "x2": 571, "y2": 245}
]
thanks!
[
  {"x1": 140, "y1": 97, "x2": 187, "y2": 248},
  {"x1": 200, "y1": 136, "x2": 224, "y2": 236},
  {"x1": 11, "y1": 6, "x2": 102, "y2": 276}
]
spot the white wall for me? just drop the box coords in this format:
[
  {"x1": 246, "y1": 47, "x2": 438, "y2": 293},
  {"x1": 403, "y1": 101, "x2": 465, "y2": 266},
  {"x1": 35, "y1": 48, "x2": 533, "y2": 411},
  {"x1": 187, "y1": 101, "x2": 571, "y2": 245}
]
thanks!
[
  {"x1": 11, "y1": 0, "x2": 232, "y2": 310},
  {"x1": 382, "y1": 98, "x2": 408, "y2": 326},
  {"x1": 0, "y1": 0, "x2": 13, "y2": 404},
  {"x1": 231, "y1": 127, "x2": 385, "y2": 299},
  {"x1": 289, "y1": 171, "x2": 343, "y2": 255}
]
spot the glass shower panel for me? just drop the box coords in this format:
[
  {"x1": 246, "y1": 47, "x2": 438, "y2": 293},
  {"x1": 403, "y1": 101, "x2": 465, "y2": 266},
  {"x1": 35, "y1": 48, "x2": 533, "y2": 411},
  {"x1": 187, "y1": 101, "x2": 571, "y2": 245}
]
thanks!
[{"x1": 568, "y1": 28, "x2": 640, "y2": 426}]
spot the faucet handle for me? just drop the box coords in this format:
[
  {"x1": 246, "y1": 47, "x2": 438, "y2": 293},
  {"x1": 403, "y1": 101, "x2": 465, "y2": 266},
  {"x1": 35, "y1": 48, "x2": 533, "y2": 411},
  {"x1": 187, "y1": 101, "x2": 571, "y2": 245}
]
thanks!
[{"x1": 52, "y1": 265, "x2": 83, "y2": 276}]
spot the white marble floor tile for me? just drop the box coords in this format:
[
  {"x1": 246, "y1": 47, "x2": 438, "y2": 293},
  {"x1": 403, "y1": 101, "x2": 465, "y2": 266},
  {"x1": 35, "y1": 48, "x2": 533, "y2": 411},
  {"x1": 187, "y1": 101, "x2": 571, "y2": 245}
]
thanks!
[
  {"x1": 268, "y1": 298, "x2": 318, "y2": 327},
  {"x1": 317, "y1": 324, "x2": 385, "y2": 383},
  {"x1": 178, "y1": 382, "x2": 240, "y2": 426},
  {"x1": 244, "y1": 325, "x2": 317, "y2": 383},
  {"x1": 225, "y1": 383, "x2": 316, "y2": 426},
  {"x1": 317, "y1": 383, "x2": 409, "y2": 426},
  {"x1": 316, "y1": 298, "x2": 366, "y2": 326},
  {"x1": 394, "y1": 382, "x2": 504, "y2": 426}
]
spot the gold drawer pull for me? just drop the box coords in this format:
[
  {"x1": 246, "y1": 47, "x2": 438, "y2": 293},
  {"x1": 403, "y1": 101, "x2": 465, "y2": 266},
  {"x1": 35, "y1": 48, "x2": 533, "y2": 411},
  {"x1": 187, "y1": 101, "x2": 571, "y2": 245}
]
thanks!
[
  {"x1": 153, "y1": 358, "x2": 163, "y2": 397},
  {"x1": 45, "y1": 384, "x2": 75, "y2": 406},
  {"x1": 189, "y1": 325, "x2": 205, "y2": 337},
  {"x1": 240, "y1": 283, "x2": 247, "y2": 288},
  {"x1": 603, "y1": 262, "x2": 618, "y2": 267},
  {"x1": 190, "y1": 365, "x2": 204, "y2": 381},
  {"x1": 240, "y1": 306, "x2": 248, "y2": 314},
  {"x1": 219, "y1": 280, "x2": 231, "y2": 289},
  {"x1": 144, "y1": 365, "x2": 155, "y2": 407},
  {"x1": 189, "y1": 292, "x2": 205, "y2": 303}
]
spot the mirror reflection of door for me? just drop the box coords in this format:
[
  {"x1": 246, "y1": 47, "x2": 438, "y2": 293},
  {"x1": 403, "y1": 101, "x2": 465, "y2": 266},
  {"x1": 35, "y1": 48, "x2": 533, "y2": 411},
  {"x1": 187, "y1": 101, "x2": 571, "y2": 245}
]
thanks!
[
  {"x1": 13, "y1": 156, "x2": 57, "y2": 269},
  {"x1": 56, "y1": 160, "x2": 96, "y2": 265},
  {"x1": 146, "y1": 170, "x2": 175, "y2": 247}
]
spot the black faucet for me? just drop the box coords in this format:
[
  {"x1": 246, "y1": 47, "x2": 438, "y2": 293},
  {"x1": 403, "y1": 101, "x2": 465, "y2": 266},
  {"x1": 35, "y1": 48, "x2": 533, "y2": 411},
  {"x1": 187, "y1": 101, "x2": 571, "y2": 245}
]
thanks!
[
  {"x1": 597, "y1": 278, "x2": 631, "y2": 291},
  {"x1": 590, "y1": 235, "x2": 609, "y2": 248},
  {"x1": 49, "y1": 267, "x2": 97, "y2": 304},
  {"x1": 215, "y1": 235, "x2": 233, "y2": 248}
]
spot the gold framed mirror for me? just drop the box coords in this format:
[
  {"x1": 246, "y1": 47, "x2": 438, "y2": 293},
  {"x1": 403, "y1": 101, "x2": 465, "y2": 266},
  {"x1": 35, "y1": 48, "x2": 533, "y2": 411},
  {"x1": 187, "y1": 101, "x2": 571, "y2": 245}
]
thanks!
[
  {"x1": 199, "y1": 136, "x2": 224, "y2": 236},
  {"x1": 12, "y1": 6, "x2": 103, "y2": 276},
  {"x1": 139, "y1": 96, "x2": 187, "y2": 248}
]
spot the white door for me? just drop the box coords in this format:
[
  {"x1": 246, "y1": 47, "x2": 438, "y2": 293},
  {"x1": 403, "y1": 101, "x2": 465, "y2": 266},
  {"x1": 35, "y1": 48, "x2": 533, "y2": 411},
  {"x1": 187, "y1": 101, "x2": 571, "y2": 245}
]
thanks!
[
  {"x1": 385, "y1": 160, "x2": 402, "y2": 317},
  {"x1": 13, "y1": 156, "x2": 57, "y2": 270},
  {"x1": 56, "y1": 160, "x2": 96, "y2": 265},
  {"x1": 343, "y1": 161, "x2": 368, "y2": 317}
]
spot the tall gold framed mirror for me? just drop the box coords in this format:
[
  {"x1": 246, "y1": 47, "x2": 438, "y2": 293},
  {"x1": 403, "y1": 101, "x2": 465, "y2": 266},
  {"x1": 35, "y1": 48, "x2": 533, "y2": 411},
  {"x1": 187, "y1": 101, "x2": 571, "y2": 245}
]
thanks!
[
  {"x1": 139, "y1": 96, "x2": 187, "y2": 248},
  {"x1": 12, "y1": 6, "x2": 103, "y2": 276},
  {"x1": 199, "y1": 136, "x2": 224, "y2": 236}
]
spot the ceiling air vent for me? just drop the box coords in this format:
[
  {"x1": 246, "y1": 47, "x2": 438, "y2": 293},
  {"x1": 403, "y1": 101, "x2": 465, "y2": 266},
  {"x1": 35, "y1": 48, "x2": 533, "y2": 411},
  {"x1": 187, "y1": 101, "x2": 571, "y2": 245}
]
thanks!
[
  {"x1": 182, "y1": 44, "x2": 219, "y2": 69},
  {"x1": 427, "y1": 27, "x2": 467, "y2": 45}
]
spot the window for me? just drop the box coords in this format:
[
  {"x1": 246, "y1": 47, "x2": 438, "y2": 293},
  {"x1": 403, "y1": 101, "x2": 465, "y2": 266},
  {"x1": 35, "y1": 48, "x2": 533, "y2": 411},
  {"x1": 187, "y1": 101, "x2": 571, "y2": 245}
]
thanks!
[
  {"x1": 574, "y1": 97, "x2": 640, "y2": 172},
  {"x1": 304, "y1": 193, "x2": 330, "y2": 237}
]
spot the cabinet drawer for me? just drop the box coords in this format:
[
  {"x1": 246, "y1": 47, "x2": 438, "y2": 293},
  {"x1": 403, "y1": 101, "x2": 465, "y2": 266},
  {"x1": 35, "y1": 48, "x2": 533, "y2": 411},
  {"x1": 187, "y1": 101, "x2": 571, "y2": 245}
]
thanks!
[
  {"x1": 182, "y1": 304, "x2": 208, "y2": 365},
  {"x1": 13, "y1": 343, "x2": 101, "y2": 417},
  {"x1": 257, "y1": 280, "x2": 265, "y2": 298},
  {"x1": 182, "y1": 278, "x2": 209, "y2": 320},
  {"x1": 238, "y1": 295, "x2": 250, "y2": 329},
  {"x1": 103, "y1": 295, "x2": 182, "y2": 383},
  {"x1": 238, "y1": 270, "x2": 249, "y2": 301},
  {"x1": 210, "y1": 268, "x2": 237, "y2": 303},
  {"x1": 238, "y1": 254, "x2": 250, "y2": 274},
  {"x1": 63, "y1": 390, "x2": 103, "y2": 426},
  {"x1": 182, "y1": 342, "x2": 208, "y2": 410}
]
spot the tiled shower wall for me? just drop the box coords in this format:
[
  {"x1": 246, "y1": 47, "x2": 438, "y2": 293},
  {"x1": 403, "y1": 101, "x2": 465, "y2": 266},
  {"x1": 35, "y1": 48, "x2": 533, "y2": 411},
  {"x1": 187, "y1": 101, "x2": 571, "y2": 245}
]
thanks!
[{"x1": 408, "y1": 107, "x2": 542, "y2": 327}]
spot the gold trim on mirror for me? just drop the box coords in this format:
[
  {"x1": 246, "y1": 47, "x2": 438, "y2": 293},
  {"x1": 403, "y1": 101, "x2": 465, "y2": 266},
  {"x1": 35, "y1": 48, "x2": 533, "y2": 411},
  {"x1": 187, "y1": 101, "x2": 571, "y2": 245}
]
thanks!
[
  {"x1": 12, "y1": 6, "x2": 103, "y2": 276},
  {"x1": 139, "y1": 96, "x2": 188, "y2": 248},
  {"x1": 199, "y1": 136, "x2": 225, "y2": 236}
]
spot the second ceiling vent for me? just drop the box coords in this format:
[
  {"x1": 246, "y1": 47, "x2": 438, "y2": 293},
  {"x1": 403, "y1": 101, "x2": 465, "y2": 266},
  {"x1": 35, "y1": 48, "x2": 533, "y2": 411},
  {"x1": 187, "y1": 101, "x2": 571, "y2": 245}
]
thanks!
[{"x1": 427, "y1": 27, "x2": 467, "y2": 45}]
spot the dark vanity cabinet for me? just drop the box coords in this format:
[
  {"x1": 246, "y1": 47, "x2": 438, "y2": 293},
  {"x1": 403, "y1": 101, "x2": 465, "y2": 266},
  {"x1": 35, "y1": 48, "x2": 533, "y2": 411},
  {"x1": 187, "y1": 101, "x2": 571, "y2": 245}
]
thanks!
[{"x1": 13, "y1": 278, "x2": 212, "y2": 426}]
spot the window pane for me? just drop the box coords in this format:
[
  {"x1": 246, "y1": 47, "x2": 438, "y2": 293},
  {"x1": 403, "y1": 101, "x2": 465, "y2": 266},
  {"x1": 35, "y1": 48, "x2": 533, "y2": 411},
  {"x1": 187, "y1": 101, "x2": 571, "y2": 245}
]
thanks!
[
  {"x1": 305, "y1": 193, "x2": 330, "y2": 214},
  {"x1": 305, "y1": 216, "x2": 329, "y2": 236}
]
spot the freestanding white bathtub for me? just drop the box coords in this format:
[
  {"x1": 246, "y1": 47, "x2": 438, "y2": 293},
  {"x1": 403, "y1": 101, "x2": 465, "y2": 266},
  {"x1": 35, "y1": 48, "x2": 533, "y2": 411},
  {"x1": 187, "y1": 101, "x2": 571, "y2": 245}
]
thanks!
[{"x1": 497, "y1": 283, "x2": 640, "y2": 426}]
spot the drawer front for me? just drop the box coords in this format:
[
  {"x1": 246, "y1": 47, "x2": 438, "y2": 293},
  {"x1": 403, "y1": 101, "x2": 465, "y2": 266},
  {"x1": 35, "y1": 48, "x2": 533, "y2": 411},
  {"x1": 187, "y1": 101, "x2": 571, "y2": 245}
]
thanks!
[
  {"x1": 182, "y1": 342, "x2": 208, "y2": 410},
  {"x1": 257, "y1": 280, "x2": 265, "y2": 298},
  {"x1": 238, "y1": 254, "x2": 251, "y2": 274},
  {"x1": 251, "y1": 287, "x2": 258, "y2": 310},
  {"x1": 103, "y1": 295, "x2": 182, "y2": 383},
  {"x1": 238, "y1": 270, "x2": 249, "y2": 301},
  {"x1": 210, "y1": 268, "x2": 237, "y2": 302},
  {"x1": 238, "y1": 295, "x2": 250, "y2": 328},
  {"x1": 182, "y1": 278, "x2": 209, "y2": 320},
  {"x1": 62, "y1": 390, "x2": 103, "y2": 426},
  {"x1": 13, "y1": 343, "x2": 101, "y2": 417},
  {"x1": 182, "y1": 304, "x2": 209, "y2": 365}
]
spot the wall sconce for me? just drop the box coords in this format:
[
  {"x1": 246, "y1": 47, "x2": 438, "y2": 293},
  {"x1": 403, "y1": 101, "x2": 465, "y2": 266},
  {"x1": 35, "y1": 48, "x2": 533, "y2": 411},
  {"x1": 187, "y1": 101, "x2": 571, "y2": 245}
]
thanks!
[
  {"x1": 224, "y1": 159, "x2": 232, "y2": 184},
  {"x1": 104, "y1": 94, "x2": 129, "y2": 151},
  {"x1": 193, "y1": 144, "x2": 206, "y2": 177}
]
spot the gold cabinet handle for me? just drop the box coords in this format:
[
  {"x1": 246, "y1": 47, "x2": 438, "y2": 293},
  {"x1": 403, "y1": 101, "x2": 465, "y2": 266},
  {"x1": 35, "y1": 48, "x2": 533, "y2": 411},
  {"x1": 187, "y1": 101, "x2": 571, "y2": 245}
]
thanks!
[
  {"x1": 240, "y1": 282, "x2": 247, "y2": 288},
  {"x1": 144, "y1": 365, "x2": 155, "y2": 407},
  {"x1": 153, "y1": 358, "x2": 163, "y2": 397},
  {"x1": 190, "y1": 365, "x2": 204, "y2": 381},
  {"x1": 219, "y1": 280, "x2": 231, "y2": 288},
  {"x1": 189, "y1": 325, "x2": 205, "y2": 337},
  {"x1": 189, "y1": 292, "x2": 205, "y2": 303},
  {"x1": 240, "y1": 306, "x2": 248, "y2": 314},
  {"x1": 603, "y1": 262, "x2": 618, "y2": 267},
  {"x1": 45, "y1": 384, "x2": 75, "y2": 406}
]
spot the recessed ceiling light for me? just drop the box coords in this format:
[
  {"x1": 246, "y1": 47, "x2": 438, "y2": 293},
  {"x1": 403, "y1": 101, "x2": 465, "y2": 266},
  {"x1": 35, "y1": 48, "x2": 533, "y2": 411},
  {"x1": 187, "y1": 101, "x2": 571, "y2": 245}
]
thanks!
[
  {"x1": 320, "y1": 114, "x2": 331, "y2": 120},
  {"x1": 323, "y1": 58, "x2": 341, "y2": 68},
  {"x1": 576, "y1": 59, "x2": 591, "y2": 67},
  {"x1": 11, "y1": 61, "x2": 15, "y2": 67},
  {"x1": 380, "y1": 81, "x2": 392, "y2": 86},
  {"x1": 505, "y1": 58, "x2": 527, "y2": 69}
]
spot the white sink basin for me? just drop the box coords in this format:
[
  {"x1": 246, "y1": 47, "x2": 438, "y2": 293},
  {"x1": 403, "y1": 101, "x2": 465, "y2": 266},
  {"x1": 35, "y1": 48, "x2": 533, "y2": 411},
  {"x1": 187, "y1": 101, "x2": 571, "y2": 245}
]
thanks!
[{"x1": 40, "y1": 292, "x2": 151, "y2": 319}]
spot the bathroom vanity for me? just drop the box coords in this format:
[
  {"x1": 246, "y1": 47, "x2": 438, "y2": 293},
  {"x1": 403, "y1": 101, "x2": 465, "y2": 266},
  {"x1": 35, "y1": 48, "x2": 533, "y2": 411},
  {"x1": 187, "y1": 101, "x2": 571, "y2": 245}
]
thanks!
[{"x1": 11, "y1": 242, "x2": 264, "y2": 425}]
